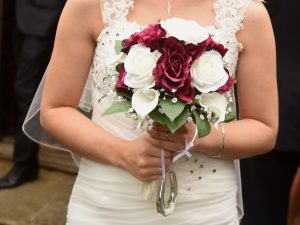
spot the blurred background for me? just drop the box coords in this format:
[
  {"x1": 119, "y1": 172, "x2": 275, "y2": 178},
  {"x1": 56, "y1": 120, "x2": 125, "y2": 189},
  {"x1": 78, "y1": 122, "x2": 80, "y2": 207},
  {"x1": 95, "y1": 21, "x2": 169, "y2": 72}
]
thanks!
[{"x1": 0, "y1": 1, "x2": 77, "y2": 225}]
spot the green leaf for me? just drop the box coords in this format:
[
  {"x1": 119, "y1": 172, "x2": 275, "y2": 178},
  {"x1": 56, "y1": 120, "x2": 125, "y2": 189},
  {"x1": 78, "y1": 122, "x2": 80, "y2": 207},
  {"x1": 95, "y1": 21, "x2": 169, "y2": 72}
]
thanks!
[
  {"x1": 159, "y1": 97, "x2": 186, "y2": 122},
  {"x1": 114, "y1": 40, "x2": 123, "y2": 54},
  {"x1": 225, "y1": 103, "x2": 237, "y2": 122},
  {"x1": 165, "y1": 108, "x2": 189, "y2": 133},
  {"x1": 148, "y1": 109, "x2": 167, "y2": 125},
  {"x1": 116, "y1": 63, "x2": 123, "y2": 73},
  {"x1": 118, "y1": 91, "x2": 132, "y2": 101},
  {"x1": 102, "y1": 100, "x2": 131, "y2": 116},
  {"x1": 193, "y1": 111, "x2": 211, "y2": 138}
]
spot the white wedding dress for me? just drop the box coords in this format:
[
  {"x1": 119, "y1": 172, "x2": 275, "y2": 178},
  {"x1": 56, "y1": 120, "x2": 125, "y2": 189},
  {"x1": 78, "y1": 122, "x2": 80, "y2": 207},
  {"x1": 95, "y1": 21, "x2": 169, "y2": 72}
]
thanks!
[
  {"x1": 64, "y1": 0, "x2": 252, "y2": 224},
  {"x1": 19, "y1": 0, "x2": 251, "y2": 225}
]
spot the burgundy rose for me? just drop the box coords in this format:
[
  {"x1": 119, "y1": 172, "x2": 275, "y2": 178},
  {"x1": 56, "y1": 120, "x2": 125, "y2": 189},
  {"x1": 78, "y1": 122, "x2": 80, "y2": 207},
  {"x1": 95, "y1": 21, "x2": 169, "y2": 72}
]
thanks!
[
  {"x1": 185, "y1": 43, "x2": 206, "y2": 64},
  {"x1": 116, "y1": 65, "x2": 129, "y2": 92},
  {"x1": 122, "y1": 24, "x2": 166, "y2": 53},
  {"x1": 199, "y1": 35, "x2": 228, "y2": 57},
  {"x1": 153, "y1": 37, "x2": 195, "y2": 102},
  {"x1": 217, "y1": 69, "x2": 234, "y2": 93},
  {"x1": 176, "y1": 77, "x2": 196, "y2": 102}
]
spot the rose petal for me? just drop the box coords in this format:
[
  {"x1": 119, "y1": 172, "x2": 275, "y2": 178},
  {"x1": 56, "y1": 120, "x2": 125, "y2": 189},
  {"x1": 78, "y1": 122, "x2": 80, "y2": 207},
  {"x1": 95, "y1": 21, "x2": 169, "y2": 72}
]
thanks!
[{"x1": 161, "y1": 18, "x2": 209, "y2": 44}]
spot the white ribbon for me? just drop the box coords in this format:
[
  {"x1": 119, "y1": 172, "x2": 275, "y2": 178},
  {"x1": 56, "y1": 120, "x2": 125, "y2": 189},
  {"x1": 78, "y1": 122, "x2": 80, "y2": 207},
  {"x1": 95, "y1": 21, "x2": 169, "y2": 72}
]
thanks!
[
  {"x1": 160, "y1": 149, "x2": 167, "y2": 180},
  {"x1": 173, "y1": 127, "x2": 198, "y2": 163},
  {"x1": 160, "y1": 127, "x2": 198, "y2": 180}
]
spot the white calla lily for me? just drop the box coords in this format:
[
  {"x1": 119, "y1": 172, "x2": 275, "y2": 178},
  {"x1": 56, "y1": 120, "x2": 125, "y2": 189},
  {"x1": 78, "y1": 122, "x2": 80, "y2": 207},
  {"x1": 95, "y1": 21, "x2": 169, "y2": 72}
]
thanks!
[
  {"x1": 132, "y1": 89, "x2": 160, "y2": 121},
  {"x1": 199, "y1": 92, "x2": 227, "y2": 127}
]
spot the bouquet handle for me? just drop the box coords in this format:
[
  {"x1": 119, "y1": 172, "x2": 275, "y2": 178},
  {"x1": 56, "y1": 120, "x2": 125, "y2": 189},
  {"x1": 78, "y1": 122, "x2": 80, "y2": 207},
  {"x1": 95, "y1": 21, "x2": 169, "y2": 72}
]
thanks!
[
  {"x1": 156, "y1": 169, "x2": 178, "y2": 216},
  {"x1": 156, "y1": 149, "x2": 178, "y2": 216}
]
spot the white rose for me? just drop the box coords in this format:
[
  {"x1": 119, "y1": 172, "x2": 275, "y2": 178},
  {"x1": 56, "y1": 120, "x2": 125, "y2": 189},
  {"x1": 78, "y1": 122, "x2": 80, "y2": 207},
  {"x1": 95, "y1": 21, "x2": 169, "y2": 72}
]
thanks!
[
  {"x1": 132, "y1": 89, "x2": 160, "y2": 121},
  {"x1": 199, "y1": 92, "x2": 227, "y2": 126},
  {"x1": 191, "y1": 50, "x2": 228, "y2": 93},
  {"x1": 124, "y1": 45, "x2": 161, "y2": 89},
  {"x1": 160, "y1": 17, "x2": 209, "y2": 44}
]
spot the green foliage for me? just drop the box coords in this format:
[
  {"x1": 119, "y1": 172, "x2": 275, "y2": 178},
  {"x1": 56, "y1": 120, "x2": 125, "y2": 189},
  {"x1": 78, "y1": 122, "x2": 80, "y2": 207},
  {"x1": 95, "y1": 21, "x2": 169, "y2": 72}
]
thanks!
[
  {"x1": 118, "y1": 91, "x2": 132, "y2": 100},
  {"x1": 149, "y1": 109, "x2": 167, "y2": 126},
  {"x1": 116, "y1": 63, "x2": 123, "y2": 73},
  {"x1": 114, "y1": 40, "x2": 123, "y2": 54},
  {"x1": 102, "y1": 100, "x2": 131, "y2": 116},
  {"x1": 193, "y1": 111, "x2": 211, "y2": 138},
  {"x1": 164, "y1": 108, "x2": 189, "y2": 133},
  {"x1": 225, "y1": 102, "x2": 237, "y2": 122},
  {"x1": 159, "y1": 97, "x2": 186, "y2": 122},
  {"x1": 149, "y1": 107, "x2": 189, "y2": 133}
]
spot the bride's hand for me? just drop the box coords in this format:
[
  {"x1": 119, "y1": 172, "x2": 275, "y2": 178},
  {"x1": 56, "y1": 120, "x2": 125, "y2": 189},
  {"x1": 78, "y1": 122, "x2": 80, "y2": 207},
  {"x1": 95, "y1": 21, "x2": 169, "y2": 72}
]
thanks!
[
  {"x1": 120, "y1": 134, "x2": 173, "y2": 182},
  {"x1": 147, "y1": 122, "x2": 197, "y2": 152}
]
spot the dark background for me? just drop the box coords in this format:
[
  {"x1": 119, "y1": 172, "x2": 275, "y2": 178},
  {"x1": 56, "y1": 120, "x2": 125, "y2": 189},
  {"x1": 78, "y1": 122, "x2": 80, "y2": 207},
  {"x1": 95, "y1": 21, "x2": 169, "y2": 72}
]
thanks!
[{"x1": 0, "y1": 0, "x2": 19, "y2": 138}]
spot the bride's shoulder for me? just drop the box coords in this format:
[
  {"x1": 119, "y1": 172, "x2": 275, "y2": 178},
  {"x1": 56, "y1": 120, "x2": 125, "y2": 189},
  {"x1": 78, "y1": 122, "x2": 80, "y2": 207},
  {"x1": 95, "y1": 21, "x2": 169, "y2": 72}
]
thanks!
[
  {"x1": 63, "y1": 0, "x2": 101, "y2": 16},
  {"x1": 243, "y1": 0, "x2": 271, "y2": 27},
  {"x1": 236, "y1": 0, "x2": 275, "y2": 52},
  {"x1": 60, "y1": 0, "x2": 104, "y2": 40},
  {"x1": 237, "y1": 0, "x2": 273, "y2": 40}
]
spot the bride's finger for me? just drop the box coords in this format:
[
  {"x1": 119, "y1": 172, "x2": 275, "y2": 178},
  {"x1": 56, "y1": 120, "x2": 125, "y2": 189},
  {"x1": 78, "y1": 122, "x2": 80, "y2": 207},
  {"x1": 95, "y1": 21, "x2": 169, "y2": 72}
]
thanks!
[
  {"x1": 152, "y1": 121, "x2": 169, "y2": 132},
  {"x1": 138, "y1": 167, "x2": 162, "y2": 178},
  {"x1": 149, "y1": 148, "x2": 173, "y2": 158},
  {"x1": 140, "y1": 174, "x2": 162, "y2": 182},
  {"x1": 149, "y1": 138, "x2": 186, "y2": 152},
  {"x1": 138, "y1": 157, "x2": 172, "y2": 168},
  {"x1": 148, "y1": 128, "x2": 173, "y2": 142}
]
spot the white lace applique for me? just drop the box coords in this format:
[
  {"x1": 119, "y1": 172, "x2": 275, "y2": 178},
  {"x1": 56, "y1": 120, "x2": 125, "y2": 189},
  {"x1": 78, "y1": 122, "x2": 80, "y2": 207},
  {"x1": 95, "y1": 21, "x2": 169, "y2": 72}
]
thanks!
[
  {"x1": 214, "y1": 0, "x2": 248, "y2": 35},
  {"x1": 100, "y1": 0, "x2": 134, "y2": 24},
  {"x1": 91, "y1": 22, "x2": 141, "y2": 100},
  {"x1": 213, "y1": 0, "x2": 251, "y2": 80}
]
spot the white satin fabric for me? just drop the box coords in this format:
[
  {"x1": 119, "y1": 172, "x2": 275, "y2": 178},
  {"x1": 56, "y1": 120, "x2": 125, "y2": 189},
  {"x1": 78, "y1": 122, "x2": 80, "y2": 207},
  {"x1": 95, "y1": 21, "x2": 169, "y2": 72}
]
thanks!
[{"x1": 67, "y1": 158, "x2": 239, "y2": 225}]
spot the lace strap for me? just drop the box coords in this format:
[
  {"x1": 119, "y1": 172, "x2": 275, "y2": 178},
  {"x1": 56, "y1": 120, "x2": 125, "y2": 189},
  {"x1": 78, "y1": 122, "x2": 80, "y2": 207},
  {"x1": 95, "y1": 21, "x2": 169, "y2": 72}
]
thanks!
[
  {"x1": 99, "y1": 0, "x2": 134, "y2": 24},
  {"x1": 214, "y1": 0, "x2": 252, "y2": 35}
]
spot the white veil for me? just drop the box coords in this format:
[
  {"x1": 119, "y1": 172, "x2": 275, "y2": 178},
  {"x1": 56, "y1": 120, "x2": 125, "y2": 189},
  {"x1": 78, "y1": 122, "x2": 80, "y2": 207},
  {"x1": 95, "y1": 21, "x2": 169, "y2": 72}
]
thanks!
[{"x1": 22, "y1": 68, "x2": 93, "y2": 166}]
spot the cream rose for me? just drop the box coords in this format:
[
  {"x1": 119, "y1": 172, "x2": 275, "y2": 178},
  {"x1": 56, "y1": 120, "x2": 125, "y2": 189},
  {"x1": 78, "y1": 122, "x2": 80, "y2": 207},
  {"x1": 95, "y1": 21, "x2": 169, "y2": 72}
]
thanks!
[
  {"x1": 191, "y1": 50, "x2": 229, "y2": 93},
  {"x1": 124, "y1": 44, "x2": 161, "y2": 89},
  {"x1": 160, "y1": 17, "x2": 209, "y2": 44},
  {"x1": 199, "y1": 92, "x2": 227, "y2": 126}
]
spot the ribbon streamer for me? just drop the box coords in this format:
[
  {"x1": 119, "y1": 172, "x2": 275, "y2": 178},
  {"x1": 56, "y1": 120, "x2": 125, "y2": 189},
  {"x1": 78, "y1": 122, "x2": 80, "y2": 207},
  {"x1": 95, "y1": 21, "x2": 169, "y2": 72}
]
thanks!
[
  {"x1": 173, "y1": 127, "x2": 198, "y2": 163},
  {"x1": 160, "y1": 149, "x2": 166, "y2": 180}
]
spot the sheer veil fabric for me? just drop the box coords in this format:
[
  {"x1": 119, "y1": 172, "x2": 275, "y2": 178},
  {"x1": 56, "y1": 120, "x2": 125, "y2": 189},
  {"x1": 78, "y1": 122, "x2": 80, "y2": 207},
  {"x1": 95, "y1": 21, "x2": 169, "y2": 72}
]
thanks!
[
  {"x1": 22, "y1": 69, "x2": 92, "y2": 165},
  {"x1": 23, "y1": 0, "x2": 258, "y2": 221}
]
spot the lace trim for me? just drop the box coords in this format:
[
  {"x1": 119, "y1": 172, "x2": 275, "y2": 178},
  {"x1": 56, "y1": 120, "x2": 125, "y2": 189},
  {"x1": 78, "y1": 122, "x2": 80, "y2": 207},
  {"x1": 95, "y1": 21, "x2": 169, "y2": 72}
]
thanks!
[
  {"x1": 100, "y1": 0, "x2": 251, "y2": 33},
  {"x1": 214, "y1": 0, "x2": 251, "y2": 34},
  {"x1": 100, "y1": 0, "x2": 134, "y2": 24}
]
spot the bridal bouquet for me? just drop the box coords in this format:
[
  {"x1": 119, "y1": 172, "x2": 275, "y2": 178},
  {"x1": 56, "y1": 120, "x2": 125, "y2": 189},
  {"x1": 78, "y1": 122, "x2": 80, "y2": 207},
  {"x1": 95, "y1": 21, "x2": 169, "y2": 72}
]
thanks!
[{"x1": 102, "y1": 18, "x2": 236, "y2": 137}]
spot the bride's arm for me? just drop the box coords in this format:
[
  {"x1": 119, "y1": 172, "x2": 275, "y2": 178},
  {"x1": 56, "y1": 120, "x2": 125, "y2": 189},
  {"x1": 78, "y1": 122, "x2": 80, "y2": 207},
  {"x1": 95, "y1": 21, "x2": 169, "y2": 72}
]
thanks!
[
  {"x1": 40, "y1": 0, "x2": 171, "y2": 181},
  {"x1": 192, "y1": 1, "x2": 278, "y2": 159}
]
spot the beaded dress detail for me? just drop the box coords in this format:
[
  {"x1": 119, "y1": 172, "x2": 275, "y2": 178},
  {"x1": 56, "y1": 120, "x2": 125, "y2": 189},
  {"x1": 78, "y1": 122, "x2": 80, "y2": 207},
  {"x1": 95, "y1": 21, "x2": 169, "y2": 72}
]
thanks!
[{"x1": 67, "y1": 0, "x2": 252, "y2": 224}]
